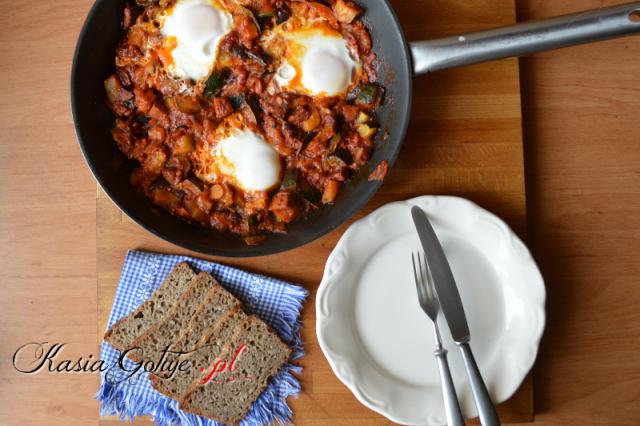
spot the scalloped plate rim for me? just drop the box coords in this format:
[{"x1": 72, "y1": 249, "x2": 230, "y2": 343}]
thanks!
[{"x1": 315, "y1": 195, "x2": 546, "y2": 425}]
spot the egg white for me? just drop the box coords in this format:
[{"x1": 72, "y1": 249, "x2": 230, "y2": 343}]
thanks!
[
  {"x1": 194, "y1": 118, "x2": 282, "y2": 192},
  {"x1": 268, "y1": 24, "x2": 360, "y2": 97},
  {"x1": 159, "y1": 0, "x2": 232, "y2": 80}
]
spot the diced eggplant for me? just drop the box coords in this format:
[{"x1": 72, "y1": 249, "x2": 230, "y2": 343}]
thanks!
[
  {"x1": 300, "y1": 130, "x2": 318, "y2": 152},
  {"x1": 244, "y1": 94, "x2": 262, "y2": 124},
  {"x1": 228, "y1": 95, "x2": 245, "y2": 109},
  {"x1": 302, "y1": 187, "x2": 322, "y2": 205},
  {"x1": 275, "y1": 7, "x2": 290, "y2": 24},
  {"x1": 334, "y1": 148, "x2": 353, "y2": 164},
  {"x1": 230, "y1": 44, "x2": 267, "y2": 66}
]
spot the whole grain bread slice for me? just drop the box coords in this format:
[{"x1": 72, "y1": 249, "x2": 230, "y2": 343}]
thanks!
[
  {"x1": 150, "y1": 306, "x2": 248, "y2": 399},
  {"x1": 126, "y1": 272, "x2": 218, "y2": 364},
  {"x1": 104, "y1": 262, "x2": 195, "y2": 353},
  {"x1": 179, "y1": 316, "x2": 291, "y2": 424},
  {"x1": 155, "y1": 284, "x2": 242, "y2": 378}
]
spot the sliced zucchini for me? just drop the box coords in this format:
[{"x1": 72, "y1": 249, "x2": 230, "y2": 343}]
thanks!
[
  {"x1": 357, "y1": 111, "x2": 370, "y2": 124},
  {"x1": 357, "y1": 123, "x2": 377, "y2": 138}
]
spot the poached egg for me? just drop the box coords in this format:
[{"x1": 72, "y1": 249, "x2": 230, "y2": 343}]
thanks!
[
  {"x1": 264, "y1": 23, "x2": 360, "y2": 97},
  {"x1": 194, "y1": 115, "x2": 282, "y2": 192},
  {"x1": 159, "y1": 0, "x2": 232, "y2": 81}
]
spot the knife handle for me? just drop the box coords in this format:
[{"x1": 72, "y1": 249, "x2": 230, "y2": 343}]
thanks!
[
  {"x1": 458, "y1": 342, "x2": 500, "y2": 426},
  {"x1": 434, "y1": 347, "x2": 465, "y2": 426}
]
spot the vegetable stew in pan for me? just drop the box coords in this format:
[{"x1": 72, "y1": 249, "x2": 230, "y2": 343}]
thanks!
[{"x1": 105, "y1": 0, "x2": 385, "y2": 245}]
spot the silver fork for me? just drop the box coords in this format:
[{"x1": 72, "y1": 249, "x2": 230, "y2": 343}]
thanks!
[{"x1": 412, "y1": 251, "x2": 465, "y2": 426}]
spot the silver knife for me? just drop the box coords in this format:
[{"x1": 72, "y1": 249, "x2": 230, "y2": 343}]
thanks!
[{"x1": 411, "y1": 206, "x2": 500, "y2": 426}]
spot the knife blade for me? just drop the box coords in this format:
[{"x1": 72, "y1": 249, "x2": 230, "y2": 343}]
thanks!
[
  {"x1": 411, "y1": 206, "x2": 470, "y2": 343},
  {"x1": 411, "y1": 205, "x2": 501, "y2": 426}
]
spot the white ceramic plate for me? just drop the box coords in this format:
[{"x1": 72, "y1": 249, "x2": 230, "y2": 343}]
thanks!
[{"x1": 316, "y1": 196, "x2": 545, "y2": 425}]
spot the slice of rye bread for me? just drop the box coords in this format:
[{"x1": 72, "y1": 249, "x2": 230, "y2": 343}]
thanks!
[
  {"x1": 155, "y1": 285, "x2": 242, "y2": 378},
  {"x1": 179, "y1": 316, "x2": 291, "y2": 424},
  {"x1": 104, "y1": 262, "x2": 196, "y2": 352},
  {"x1": 149, "y1": 306, "x2": 248, "y2": 399},
  {"x1": 127, "y1": 272, "x2": 220, "y2": 364}
]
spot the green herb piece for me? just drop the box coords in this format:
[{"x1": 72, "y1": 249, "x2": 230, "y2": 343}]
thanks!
[
  {"x1": 328, "y1": 134, "x2": 341, "y2": 154},
  {"x1": 248, "y1": 213, "x2": 259, "y2": 233},
  {"x1": 281, "y1": 171, "x2": 298, "y2": 190},
  {"x1": 355, "y1": 84, "x2": 379, "y2": 106},
  {"x1": 204, "y1": 71, "x2": 225, "y2": 98}
]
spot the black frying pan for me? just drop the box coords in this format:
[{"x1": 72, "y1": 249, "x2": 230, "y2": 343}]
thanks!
[{"x1": 71, "y1": 0, "x2": 640, "y2": 257}]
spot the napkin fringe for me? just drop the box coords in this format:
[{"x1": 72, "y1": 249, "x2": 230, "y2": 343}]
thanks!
[
  {"x1": 270, "y1": 283, "x2": 308, "y2": 361},
  {"x1": 96, "y1": 251, "x2": 308, "y2": 425},
  {"x1": 238, "y1": 365, "x2": 302, "y2": 426},
  {"x1": 97, "y1": 363, "x2": 303, "y2": 426}
]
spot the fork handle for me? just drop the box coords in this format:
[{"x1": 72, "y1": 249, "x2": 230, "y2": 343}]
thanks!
[
  {"x1": 458, "y1": 342, "x2": 500, "y2": 426},
  {"x1": 434, "y1": 347, "x2": 465, "y2": 426}
]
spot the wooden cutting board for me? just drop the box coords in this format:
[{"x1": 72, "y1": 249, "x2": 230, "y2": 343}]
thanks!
[{"x1": 98, "y1": 0, "x2": 532, "y2": 423}]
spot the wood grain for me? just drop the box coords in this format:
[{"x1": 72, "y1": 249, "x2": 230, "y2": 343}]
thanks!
[
  {"x1": 0, "y1": 2, "x2": 99, "y2": 425},
  {"x1": 95, "y1": 0, "x2": 532, "y2": 423},
  {"x1": 516, "y1": 1, "x2": 640, "y2": 425}
]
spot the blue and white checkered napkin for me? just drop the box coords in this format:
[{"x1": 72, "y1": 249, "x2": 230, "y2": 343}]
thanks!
[{"x1": 97, "y1": 250, "x2": 308, "y2": 426}]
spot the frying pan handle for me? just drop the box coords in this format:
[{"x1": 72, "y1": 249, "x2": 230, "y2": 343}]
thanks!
[{"x1": 410, "y1": 1, "x2": 640, "y2": 75}]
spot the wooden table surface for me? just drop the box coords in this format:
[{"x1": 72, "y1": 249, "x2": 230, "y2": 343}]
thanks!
[
  {"x1": 96, "y1": 0, "x2": 532, "y2": 422},
  {"x1": 1, "y1": 1, "x2": 639, "y2": 425}
]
